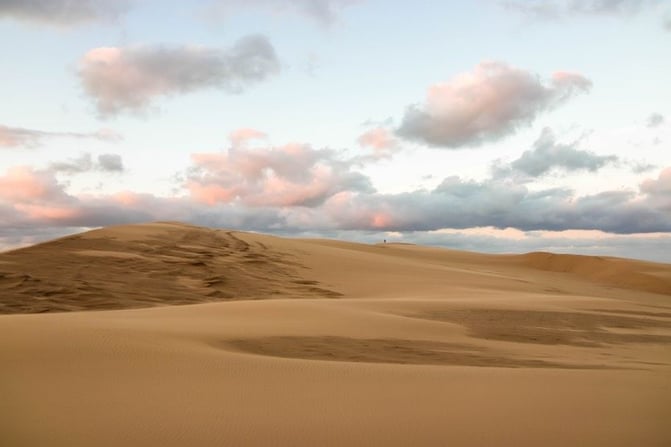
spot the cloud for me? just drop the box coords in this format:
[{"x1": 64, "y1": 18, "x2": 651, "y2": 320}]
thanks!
[
  {"x1": 0, "y1": 166, "x2": 70, "y2": 203},
  {"x1": 49, "y1": 153, "x2": 125, "y2": 174},
  {"x1": 2, "y1": 141, "x2": 670, "y2": 261},
  {"x1": 647, "y1": 112, "x2": 665, "y2": 127},
  {"x1": 630, "y1": 161, "x2": 657, "y2": 173},
  {"x1": 397, "y1": 62, "x2": 592, "y2": 148},
  {"x1": 187, "y1": 140, "x2": 373, "y2": 207},
  {"x1": 0, "y1": 0, "x2": 131, "y2": 26},
  {"x1": 0, "y1": 164, "x2": 290, "y2": 238},
  {"x1": 357, "y1": 128, "x2": 398, "y2": 152},
  {"x1": 494, "y1": 127, "x2": 618, "y2": 179},
  {"x1": 78, "y1": 35, "x2": 280, "y2": 116},
  {"x1": 566, "y1": 0, "x2": 659, "y2": 15},
  {"x1": 207, "y1": 0, "x2": 362, "y2": 25},
  {"x1": 502, "y1": 0, "x2": 661, "y2": 18},
  {"x1": 229, "y1": 128, "x2": 267, "y2": 147},
  {"x1": 0, "y1": 124, "x2": 122, "y2": 148},
  {"x1": 354, "y1": 127, "x2": 399, "y2": 162},
  {"x1": 308, "y1": 169, "x2": 671, "y2": 234},
  {"x1": 97, "y1": 153, "x2": 124, "y2": 172},
  {"x1": 5, "y1": 161, "x2": 669, "y2": 237},
  {"x1": 504, "y1": 0, "x2": 671, "y2": 32},
  {"x1": 641, "y1": 167, "x2": 671, "y2": 210}
]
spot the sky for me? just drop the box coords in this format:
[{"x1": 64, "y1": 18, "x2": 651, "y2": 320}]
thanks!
[{"x1": 0, "y1": 0, "x2": 670, "y2": 262}]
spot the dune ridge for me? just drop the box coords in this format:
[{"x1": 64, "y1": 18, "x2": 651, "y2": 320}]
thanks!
[{"x1": 2, "y1": 221, "x2": 669, "y2": 314}]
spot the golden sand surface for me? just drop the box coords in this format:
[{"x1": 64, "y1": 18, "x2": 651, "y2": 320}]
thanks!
[{"x1": 1, "y1": 222, "x2": 670, "y2": 446}]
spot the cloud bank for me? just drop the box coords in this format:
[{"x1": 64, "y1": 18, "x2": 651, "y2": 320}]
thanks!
[
  {"x1": 1, "y1": 130, "x2": 669, "y2": 237},
  {"x1": 397, "y1": 62, "x2": 591, "y2": 148},
  {"x1": 78, "y1": 35, "x2": 280, "y2": 116}
]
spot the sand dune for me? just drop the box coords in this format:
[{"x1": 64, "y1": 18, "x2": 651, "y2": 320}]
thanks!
[
  {"x1": 1, "y1": 222, "x2": 670, "y2": 446},
  {"x1": 509, "y1": 251, "x2": 671, "y2": 295},
  {"x1": 0, "y1": 222, "x2": 340, "y2": 313}
]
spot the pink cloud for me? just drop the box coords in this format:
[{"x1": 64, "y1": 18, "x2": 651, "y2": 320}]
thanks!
[
  {"x1": 371, "y1": 212, "x2": 393, "y2": 228},
  {"x1": 641, "y1": 167, "x2": 671, "y2": 210},
  {"x1": 14, "y1": 204, "x2": 80, "y2": 221},
  {"x1": 357, "y1": 127, "x2": 398, "y2": 154},
  {"x1": 112, "y1": 191, "x2": 146, "y2": 206},
  {"x1": 398, "y1": 61, "x2": 592, "y2": 148},
  {"x1": 0, "y1": 126, "x2": 31, "y2": 147},
  {"x1": 0, "y1": 166, "x2": 64, "y2": 202},
  {"x1": 229, "y1": 128, "x2": 267, "y2": 147},
  {"x1": 432, "y1": 227, "x2": 527, "y2": 240},
  {"x1": 641, "y1": 167, "x2": 671, "y2": 195},
  {"x1": 186, "y1": 182, "x2": 237, "y2": 205},
  {"x1": 78, "y1": 36, "x2": 280, "y2": 116},
  {"x1": 187, "y1": 139, "x2": 372, "y2": 207},
  {"x1": 247, "y1": 166, "x2": 336, "y2": 207}
]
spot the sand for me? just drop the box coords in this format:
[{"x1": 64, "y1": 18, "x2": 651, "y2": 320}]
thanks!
[{"x1": 1, "y1": 221, "x2": 670, "y2": 446}]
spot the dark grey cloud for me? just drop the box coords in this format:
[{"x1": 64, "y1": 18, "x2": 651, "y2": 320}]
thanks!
[
  {"x1": 207, "y1": 0, "x2": 362, "y2": 25},
  {"x1": 493, "y1": 128, "x2": 618, "y2": 179},
  {"x1": 397, "y1": 62, "x2": 592, "y2": 148},
  {"x1": 0, "y1": 0, "x2": 130, "y2": 26},
  {"x1": 97, "y1": 153, "x2": 124, "y2": 172},
  {"x1": 647, "y1": 112, "x2": 665, "y2": 127},
  {"x1": 78, "y1": 34, "x2": 280, "y2": 116},
  {"x1": 0, "y1": 124, "x2": 122, "y2": 148}
]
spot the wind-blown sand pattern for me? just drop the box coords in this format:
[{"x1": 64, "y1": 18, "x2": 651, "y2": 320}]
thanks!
[{"x1": 1, "y1": 222, "x2": 670, "y2": 446}]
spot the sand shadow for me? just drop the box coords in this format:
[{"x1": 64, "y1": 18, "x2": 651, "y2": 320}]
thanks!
[
  {"x1": 225, "y1": 336, "x2": 610, "y2": 369},
  {"x1": 411, "y1": 308, "x2": 671, "y2": 347}
]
